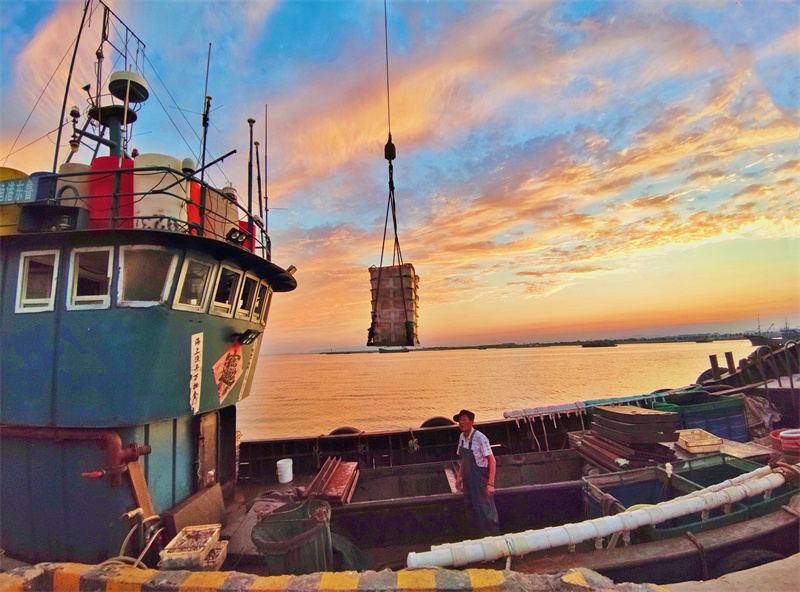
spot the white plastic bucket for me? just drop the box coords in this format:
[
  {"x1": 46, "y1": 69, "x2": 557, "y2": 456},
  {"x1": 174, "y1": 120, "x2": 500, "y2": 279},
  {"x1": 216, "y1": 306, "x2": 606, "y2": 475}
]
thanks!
[{"x1": 277, "y1": 458, "x2": 293, "y2": 483}]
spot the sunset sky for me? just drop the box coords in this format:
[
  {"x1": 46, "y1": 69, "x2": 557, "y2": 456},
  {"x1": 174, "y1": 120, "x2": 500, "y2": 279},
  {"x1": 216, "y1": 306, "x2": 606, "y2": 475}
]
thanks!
[{"x1": 2, "y1": 0, "x2": 798, "y2": 353}]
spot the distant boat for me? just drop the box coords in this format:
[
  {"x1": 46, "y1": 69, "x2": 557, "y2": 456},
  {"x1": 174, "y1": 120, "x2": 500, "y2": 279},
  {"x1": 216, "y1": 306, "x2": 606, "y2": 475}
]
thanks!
[
  {"x1": 378, "y1": 347, "x2": 409, "y2": 353},
  {"x1": 744, "y1": 334, "x2": 782, "y2": 349},
  {"x1": 582, "y1": 340, "x2": 617, "y2": 348},
  {"x1": 780, "y1": 323, "x2": 799, "y2": 343}
]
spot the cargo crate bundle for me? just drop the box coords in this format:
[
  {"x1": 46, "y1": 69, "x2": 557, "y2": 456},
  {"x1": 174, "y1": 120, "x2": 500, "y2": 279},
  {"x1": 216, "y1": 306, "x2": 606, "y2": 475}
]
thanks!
[{"x1": 367, "y1": 263, "x2": 419, "y2": 347}]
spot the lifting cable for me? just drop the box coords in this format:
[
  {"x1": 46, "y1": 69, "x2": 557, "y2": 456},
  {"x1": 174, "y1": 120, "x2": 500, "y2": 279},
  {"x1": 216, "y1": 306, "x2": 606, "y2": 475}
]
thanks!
[
  {"x1": 369, "y1": 0, "x2": 413, "y2": 345},
  {"x1": 378, "y1": 0, "x2": 402, "y2": 270}
]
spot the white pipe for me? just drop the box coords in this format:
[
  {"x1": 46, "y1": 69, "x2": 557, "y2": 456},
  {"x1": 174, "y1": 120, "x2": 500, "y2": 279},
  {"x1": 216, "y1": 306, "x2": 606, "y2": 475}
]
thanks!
[
  {"x1": 408, "y1": 468, "x2": 789, "y2": 569},
  {"x1": 428, "y1": 464, "x2": 774, "y2": 552},
  {"x1": 676, "y1": 464, "x2": 774, "y2": 500}
]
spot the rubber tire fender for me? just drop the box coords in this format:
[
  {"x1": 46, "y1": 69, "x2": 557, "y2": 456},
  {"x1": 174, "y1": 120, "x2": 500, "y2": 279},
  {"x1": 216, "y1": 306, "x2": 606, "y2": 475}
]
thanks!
[
  {"x1": 420, "y1": 416, "x2": 456, "y2": 428},
  {"x1": 329, "y1": 426, "x2": 362, "y2": 435}
]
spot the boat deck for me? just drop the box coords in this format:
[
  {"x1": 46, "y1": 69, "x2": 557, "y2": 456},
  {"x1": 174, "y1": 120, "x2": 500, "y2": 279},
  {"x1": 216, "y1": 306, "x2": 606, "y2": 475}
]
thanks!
[
  {"x1": 221, "y1": 477, "x2": 446, "y2": 573},
  {"x1": 221, "y1": 477, "x2": 315, "y2": 573}
]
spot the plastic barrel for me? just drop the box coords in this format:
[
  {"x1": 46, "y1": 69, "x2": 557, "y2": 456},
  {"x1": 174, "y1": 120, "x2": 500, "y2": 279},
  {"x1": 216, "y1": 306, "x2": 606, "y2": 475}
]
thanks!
[
  {"x1": 780, "y1": 429, "x2": 800, "y2": 460},
  {"x1": 88, "y1": 156, "x2": 134, "y2": 229},
  {"x1": 276, "y1": 458, "x2": 293, "y2": 483},
  {"x1": 56, "y1": 163, "x2": 91, "y2": 207}
]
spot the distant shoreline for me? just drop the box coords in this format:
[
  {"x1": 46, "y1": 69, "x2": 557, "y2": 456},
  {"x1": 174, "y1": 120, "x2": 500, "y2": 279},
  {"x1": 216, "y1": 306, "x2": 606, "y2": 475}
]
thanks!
[{"x1": 319, "y1": 333, "x2": 751, "y2": 355}]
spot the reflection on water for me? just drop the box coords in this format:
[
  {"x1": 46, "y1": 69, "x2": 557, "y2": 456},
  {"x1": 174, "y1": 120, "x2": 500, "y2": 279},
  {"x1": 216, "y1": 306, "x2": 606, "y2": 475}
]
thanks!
[{"x1": 236, "y1": 341, "x2": 756, "y2": 440}]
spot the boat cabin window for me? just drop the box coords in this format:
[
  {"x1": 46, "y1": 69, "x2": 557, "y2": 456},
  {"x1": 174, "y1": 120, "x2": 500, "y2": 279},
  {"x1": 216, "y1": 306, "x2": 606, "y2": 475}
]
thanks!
[
  {"x1": 67, "y1": 247, "x2": 113, "y2": 310},
  {"x1": 173, "y1": 256, "x2": 217, "y2": 312},
  {"x1": 15, "y1": 250, "x2": 60, "y2": 313},
  {"x1": 236, "y1": 274, "x2": 259, "y2": 319},
  {"x1": 210, "y1": 265, "x2": 242, "y2": 317},
  {"x1": 252, "y1": 281, "x2": 272, "y2": 325},
  {"x1": 118, "y1": 246, "x2": 178, "y2": 306}
]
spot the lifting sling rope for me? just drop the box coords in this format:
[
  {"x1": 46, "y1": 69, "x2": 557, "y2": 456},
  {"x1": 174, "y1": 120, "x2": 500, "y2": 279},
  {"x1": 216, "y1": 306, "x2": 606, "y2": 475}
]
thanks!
[{"x1": 368, "y1": 1, "x2": 414, "y2": 346}]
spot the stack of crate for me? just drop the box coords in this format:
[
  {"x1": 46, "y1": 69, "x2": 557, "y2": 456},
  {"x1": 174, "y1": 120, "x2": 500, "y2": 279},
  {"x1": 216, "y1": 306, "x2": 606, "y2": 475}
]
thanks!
[
  {"x1": 367, "y1": 263, "x2": 419, "y2": 347},
  {"x1": 158, "y1": 524, "x2": 227, "y2": 571},
  {"x1": 303, "y1": 457, "x2": 360, "y2": 505}
]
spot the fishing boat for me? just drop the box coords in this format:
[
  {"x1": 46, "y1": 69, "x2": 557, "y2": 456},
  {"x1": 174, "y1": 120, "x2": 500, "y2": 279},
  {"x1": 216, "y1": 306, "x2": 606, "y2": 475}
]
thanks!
[
  {"x1": 226, "y1": 340, "x2": 800, "y2": 577},
  {"x1": 0, "y1": 0, "x2": 295, "y2": 566},
  {"x1": 231, "y1": 451, "x2": 800, "y2": 580},
  {"x1": 780, "y1": 323, "x2": 800, "y2": 343},
  {"x1": 404, "y1": 455, "x2": 800, "y2": 585},
  {"x1": 238, "y1": 340, "x2": 800, "y2": 480},
  {"x1": 744, "y1": 333, "x2": 782, "y2": 349},
  {"x1": 331, "y1": 449, "x2": 589, "y2": 566}
]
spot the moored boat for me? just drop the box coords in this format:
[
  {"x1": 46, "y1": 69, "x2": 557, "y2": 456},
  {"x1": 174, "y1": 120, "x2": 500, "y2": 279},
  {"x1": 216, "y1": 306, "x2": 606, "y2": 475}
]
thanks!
[
  {"x1": 0, "y1": 0, "x2": 295, "y2": 566},
  {"x1": 405, "y1": 455, "x2": 800, "y2": 584},
  {"x1": 238, "y1": 339, "x2": 799, "y2": 481}
]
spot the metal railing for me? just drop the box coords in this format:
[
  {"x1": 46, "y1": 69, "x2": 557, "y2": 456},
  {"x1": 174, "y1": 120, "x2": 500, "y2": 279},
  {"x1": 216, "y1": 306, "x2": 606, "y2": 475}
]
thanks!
[{"x1": 16, "y1": 165, "x2": 271, "y2": 260}]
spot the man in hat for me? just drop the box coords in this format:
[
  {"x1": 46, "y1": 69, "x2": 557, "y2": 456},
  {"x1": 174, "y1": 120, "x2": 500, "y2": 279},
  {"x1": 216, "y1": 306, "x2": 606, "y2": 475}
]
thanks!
[{"x1": 453, "y1": 409, "x2": 500, "y2": 533}]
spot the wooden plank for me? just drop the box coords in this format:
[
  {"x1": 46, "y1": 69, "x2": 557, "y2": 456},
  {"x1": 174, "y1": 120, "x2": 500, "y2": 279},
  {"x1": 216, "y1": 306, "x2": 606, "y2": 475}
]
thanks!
[
  {"x1": 127, "y1": 460, "x2": 156, "y2": 520},
  {"x1": 304, "y1": 457, "x2": 339, "y2": 498},
  {"x1": 323, "y1": 462, "x2": 358, "y2": 500},
  {"x1": 343, "y1": 470, "x2": 360, "y2": 504},
  {"x1": 162, "y1": 483, "x2": 223, "y2": 539},
  {"x1": 444, "y1": 462, "x2": 460, "y2": 493},
  {"x1": 219, "y1": 500, "x2": 261, "y2": 561},
  {"x1": 594, "y1": 405, "x2": 679, "y2": 424},
  {"x1": 341, "y1": 466, "x2": 359, "y2": 503}
]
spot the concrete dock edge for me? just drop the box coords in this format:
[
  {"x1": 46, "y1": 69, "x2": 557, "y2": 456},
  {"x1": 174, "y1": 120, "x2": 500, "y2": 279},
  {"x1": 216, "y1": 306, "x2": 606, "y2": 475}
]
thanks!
[
  {"x1": 8, "y1": 558, "x2": 798, "y2": 592},
  {"x1": 0, "y1": 563, "x2": 670, "y2": 592}
]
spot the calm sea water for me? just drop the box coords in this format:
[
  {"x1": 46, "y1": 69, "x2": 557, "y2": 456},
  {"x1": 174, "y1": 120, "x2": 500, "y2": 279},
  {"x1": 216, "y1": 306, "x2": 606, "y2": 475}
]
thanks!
[{"x1": 236, "y1": 340, "x2": 756, "y2": 440}]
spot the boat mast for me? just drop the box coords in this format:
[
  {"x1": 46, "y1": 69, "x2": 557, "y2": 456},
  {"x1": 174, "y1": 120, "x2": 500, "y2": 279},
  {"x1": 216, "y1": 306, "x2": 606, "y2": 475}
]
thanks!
[
  {"x1": 254, "y1": 134, "x2": 264, "y2": 257},
  {"x1": 264, "y1": 105, "x2": 269, "y2": 236},
  {"x1": 248, "y1": 117, "x2": 255, "y2": 248},
  {"x1": 53, "y1": 0, "x2": 91, "y2": 173},
  {"x1": 198, "y1": 43, "x2": 212, "y2": 237}
]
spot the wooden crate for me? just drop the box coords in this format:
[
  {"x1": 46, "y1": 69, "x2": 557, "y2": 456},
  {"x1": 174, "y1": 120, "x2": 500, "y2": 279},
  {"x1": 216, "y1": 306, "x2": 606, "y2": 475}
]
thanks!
[
  {"x1": 158, "y1": 524, "x2": 221, "y2": 569},
  {"x1": 677, "y1": 429, "x2": 722, "y2": 453}
]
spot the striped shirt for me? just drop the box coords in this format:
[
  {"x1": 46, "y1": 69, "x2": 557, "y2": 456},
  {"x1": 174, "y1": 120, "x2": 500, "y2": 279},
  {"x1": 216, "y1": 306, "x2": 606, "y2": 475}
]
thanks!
[{"x1": 457, "y1": 428, "x2": 493, "y2": 468}]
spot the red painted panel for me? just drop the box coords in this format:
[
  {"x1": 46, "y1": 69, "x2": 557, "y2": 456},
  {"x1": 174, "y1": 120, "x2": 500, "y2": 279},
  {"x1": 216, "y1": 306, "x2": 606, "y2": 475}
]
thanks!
[
  {"x1": 187, "y1": 181, "x2": 200, "y2": 233},
  {"x1": 88, "y1": 156, "x2": 134, "y2": 229}
]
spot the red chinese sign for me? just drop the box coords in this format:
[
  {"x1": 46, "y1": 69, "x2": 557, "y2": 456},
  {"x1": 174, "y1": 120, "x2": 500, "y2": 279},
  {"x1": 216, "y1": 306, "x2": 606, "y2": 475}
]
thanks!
[{"x1": 212, "y1": 343, "x2": 244, "y2": 403}]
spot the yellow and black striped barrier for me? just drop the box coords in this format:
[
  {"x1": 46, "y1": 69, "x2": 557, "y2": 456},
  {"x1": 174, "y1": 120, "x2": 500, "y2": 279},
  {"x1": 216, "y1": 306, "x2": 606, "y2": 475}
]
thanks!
[{"x1": 0, "y1": 562, "x2": 668, "y2": 592}]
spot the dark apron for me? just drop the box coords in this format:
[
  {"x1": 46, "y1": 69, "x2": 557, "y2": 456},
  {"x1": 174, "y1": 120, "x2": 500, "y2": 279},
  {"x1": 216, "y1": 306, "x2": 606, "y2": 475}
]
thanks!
[{"x1": 459, "y1": 430, "x2": 499, "y2": 532}]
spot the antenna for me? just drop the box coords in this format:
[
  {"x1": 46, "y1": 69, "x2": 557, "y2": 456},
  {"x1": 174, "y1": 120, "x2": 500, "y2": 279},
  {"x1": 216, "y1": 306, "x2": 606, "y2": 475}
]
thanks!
[
  {"x1": 248, "y1": 117, "x2": 256, "y2": 250},
  {"x1": 198, "y1": 43, "x2": 212, "y2": 237},
  {"x1": 259, "y1": 106, "x2": 287, "y2": 242},
  {"x1": 53, "y1": 0, "x2": 91, "y2": 173},
  {"x1": 254, "y1": 140, "x2": 264, "y2": 258}
]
